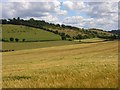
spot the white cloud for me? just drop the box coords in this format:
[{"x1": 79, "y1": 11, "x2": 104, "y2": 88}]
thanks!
[
  {"x1": 1, "y1": 1, "x2": 118, "y2": 31},
  {"x1": 5, "y1": 0, "x2": 60, "y2": 2},
  {"x1": 63, "y1": 0, "x2": 119, "y2": 2},
  {"x1": 63, "y1": 2, "x2": 118, "y2": 19},
  {"x1": 84, "y1": 2, "x2": 118, "y2": 18},
  {"x1": 62, "y1": 1, "x2": 74, "y2": 10},
  {"x1": 57, "y1": 10, "x2": 67, "y2": 15},
  {"x1": 0, "y1": 3, "x2": 2, "y2": 18},
  {"x1": 2, "y1": 2, "x2": 67, "y2": 19},
  {"x1": 62, "y1": 2, "x2": 118, "y2": 30},
  {"x1": 63, "y1": 16, "x2": 83, "y2": 24},
  {"x1": 63, "y1": 1, "x2": 85, "y2": 10},
  {"x1": 40, "y1": 15, "x2": 59, "y2": 23},
  {"x1": 63, "y1": 15, "x2": 118, "y2": 30}
]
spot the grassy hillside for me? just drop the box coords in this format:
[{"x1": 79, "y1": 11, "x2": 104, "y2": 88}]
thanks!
[
  {"x1": 1, "y1": 18, "x2": 115, "y2": 41},
  {"x1": 43, "y1": 25, "x2": 79, "y2": 37},
  {"x1": 1, "y1": 24, "x2": 61, "y2": 41},
  {"x1": 3, "y1": 41, "x2": 118, "y2": 88},
  {"x1": 43, "y1": 25, "x2": 113, "y2": 38},
  {"x1": 1, "y1": 24, "x2": 114, "y2": 43}
]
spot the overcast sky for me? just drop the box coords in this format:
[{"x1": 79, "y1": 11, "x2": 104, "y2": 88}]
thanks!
[{"x1": 1, "y1": 0, "x2": 119, "y2": 31}]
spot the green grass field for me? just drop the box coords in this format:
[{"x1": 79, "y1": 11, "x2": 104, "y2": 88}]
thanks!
[
  {"x1": 2, "y1": 41, "x2": 78, "y2": 51},
  {"x1": 2, "y1": 38, "x2": 106, "y2": 51},
  {"x1": 1, "y1": 24, "x2": 61, "y2": 41},
  {"x1": 2, "y1": 41, "x2": 118, "y2": 88}
]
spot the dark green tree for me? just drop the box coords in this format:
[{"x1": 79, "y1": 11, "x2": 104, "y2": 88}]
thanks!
[
  {"x1": 22, "y1": 39, "x2": 25, "y2": 42},
  {"x1": 10, "y1": 37, "x2": 14, "y2": 42},
  {"x1": 76, "y1": 34, "x2": 83, "y2": 42},
  {"x1": 61, "y1": 36, "x2": 66, "y2": 40},
  {"x1": 66, "y1": 34, "x2": 71, "y2": 38},
  {"x1": 15, "y1": 38, "x2": 19, "y2": 42}
]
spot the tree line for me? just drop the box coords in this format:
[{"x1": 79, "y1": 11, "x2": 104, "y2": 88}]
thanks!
[{"x1": 1, "y1": 17, "x2": 119, "y2": 41}]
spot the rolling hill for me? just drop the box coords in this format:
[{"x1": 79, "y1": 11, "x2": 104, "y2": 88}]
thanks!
[
  {"x1": 43, "y1": 25, "x2": 113, "y2": 39},
  {"x1": 1, "y1": 18, "x2": 115, "y2": 42},
  {"x1": 1, "y1": 24, "x2": 61, "y2": 42}
]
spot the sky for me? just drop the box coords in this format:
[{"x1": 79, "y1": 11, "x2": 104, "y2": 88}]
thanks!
[{"x1": 0, "y1": 0, "x2": 119, "y2": 31}]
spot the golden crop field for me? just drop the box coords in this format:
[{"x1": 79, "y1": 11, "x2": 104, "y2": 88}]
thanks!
[{"x1": 2, "y1": 41, "x2": 118, "y2": 88}]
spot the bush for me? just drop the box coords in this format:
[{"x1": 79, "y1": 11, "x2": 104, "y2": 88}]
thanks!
[
  {"x1": 10, "y1": 37, "x2": 14, "y2": 42},
  {"x1": 61, "y1": 36, "x2": 66, "y2": 40},
  {"x1": 22, "y1": 39, "x2": 25, "y2": 42},
  {"x1": 60, "y1": 32, "x2": 65, "y2": 36},
  {"x1": 72, "y1": 36, "x2": 76, "y2": 39},
  {"x1": 66, "y1": 34, "x2": 71, "y2": 38},
  {"x1": 15, "y1": 38, "x2": 19, "y2": 42},
  {"x1": 2, "y1": 39, "x2": 5, "y2": 42},
  {"x1": 54, "y1": 31, "x2": 58, "y2": 34},
  {"x1": 68, "y1": 39, "x2": 72, "y2": 41}
]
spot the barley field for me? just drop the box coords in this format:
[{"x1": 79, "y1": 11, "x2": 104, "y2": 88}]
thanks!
[{"x1": 2, "y1": 41, "x2": 118, "y2": 88}]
